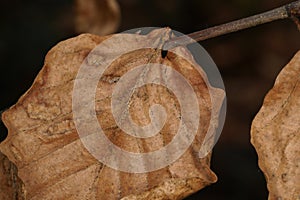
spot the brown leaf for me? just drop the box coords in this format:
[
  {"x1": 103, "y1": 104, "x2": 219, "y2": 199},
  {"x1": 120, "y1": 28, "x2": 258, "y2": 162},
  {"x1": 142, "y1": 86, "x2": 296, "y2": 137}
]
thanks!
[
  {"x1": 75, "y1": 0, "x2": 120, "y2": 35},
  {"x1": 251, "y1": 51, "x2": 300, "y2": 200},
  {"x1": 0, "y1": 29, "x2": 224, "y2": 199}
]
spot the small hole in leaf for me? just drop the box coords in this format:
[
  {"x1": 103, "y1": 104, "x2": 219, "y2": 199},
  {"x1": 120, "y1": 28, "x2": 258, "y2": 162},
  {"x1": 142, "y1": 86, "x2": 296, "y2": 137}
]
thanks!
[{"x1": 161, "y1": 49, "x2": 168, "y2": 58}]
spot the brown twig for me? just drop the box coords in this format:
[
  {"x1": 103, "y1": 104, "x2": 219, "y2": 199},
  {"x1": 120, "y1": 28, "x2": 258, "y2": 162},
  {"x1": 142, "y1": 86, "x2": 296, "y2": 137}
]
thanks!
[{"x1": 164, "y1": 0, "x2": 300, "y2": 50}]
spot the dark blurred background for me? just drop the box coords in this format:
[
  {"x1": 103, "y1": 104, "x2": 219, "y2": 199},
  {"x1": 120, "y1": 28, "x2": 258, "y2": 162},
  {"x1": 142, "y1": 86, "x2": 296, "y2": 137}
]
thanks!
[{"x1": 0, "y1": 0, "x2": 299, "y2": 199}]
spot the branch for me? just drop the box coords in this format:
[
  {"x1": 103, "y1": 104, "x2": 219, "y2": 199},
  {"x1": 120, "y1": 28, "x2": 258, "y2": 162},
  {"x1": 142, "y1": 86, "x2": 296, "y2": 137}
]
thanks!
[{"x1": 164, "y1": 0, "x2": 300, "y2": 50}]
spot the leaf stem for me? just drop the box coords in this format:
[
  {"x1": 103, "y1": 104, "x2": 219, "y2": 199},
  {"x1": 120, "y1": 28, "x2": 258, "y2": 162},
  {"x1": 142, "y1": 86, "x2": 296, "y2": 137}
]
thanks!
[{"x1": 164, "y1": 0, "x2": 300, "y2": 50}]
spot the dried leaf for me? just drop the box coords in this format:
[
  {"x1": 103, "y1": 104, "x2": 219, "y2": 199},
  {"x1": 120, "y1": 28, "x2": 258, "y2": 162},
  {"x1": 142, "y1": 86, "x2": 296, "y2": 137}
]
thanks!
[
  {"x1": 75, "y1": 0, "x2": 120, "y2": 35},
  {"x1": 0, "y1": 29, "x2": 224, "y2": 199},
  {"x1": 251, "y1": 51, "x2": 300, "y2": 200}
]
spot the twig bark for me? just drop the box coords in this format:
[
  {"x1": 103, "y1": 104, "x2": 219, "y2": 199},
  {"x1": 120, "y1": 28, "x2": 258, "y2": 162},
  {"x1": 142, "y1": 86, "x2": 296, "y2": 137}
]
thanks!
[{"x1": 164, "y1": 0, "x2": 300, "y2": 50}]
